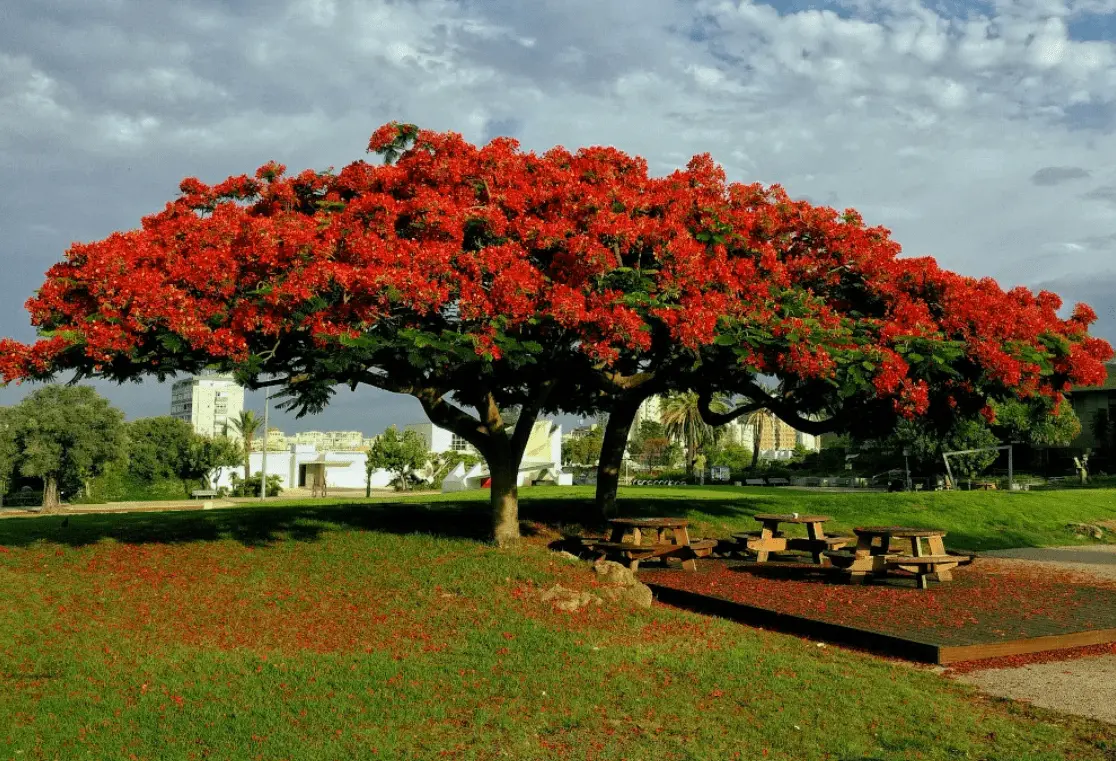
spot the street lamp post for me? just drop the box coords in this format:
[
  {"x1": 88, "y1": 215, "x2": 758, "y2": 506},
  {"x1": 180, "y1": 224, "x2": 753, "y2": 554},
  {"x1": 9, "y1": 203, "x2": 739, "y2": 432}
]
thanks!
[{"x1": 260, "y1": 388, "x2": 274, "y2": 501}]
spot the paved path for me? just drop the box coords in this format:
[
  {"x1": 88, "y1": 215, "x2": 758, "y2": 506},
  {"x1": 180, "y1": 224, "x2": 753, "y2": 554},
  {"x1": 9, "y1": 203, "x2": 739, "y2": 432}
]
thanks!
[
  {"x1": 981, "y1": 544, "x2": 1116, "y2": 582},
  {"x1": 953, "y1": 544, "x2": 1116, "y2": 726},
  {"x1": 956, "y1": 655, "x2": 1116, "y2": 725}
]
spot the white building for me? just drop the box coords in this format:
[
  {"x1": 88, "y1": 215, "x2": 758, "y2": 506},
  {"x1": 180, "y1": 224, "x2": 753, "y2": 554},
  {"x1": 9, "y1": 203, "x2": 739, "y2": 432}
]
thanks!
[
  {"x1": 170, "y1": 373, "x2": 244, "y2": 439},
  {"x1": 287, "y1": 430, "x2": 368, "y2": 451},
  {"x1": 210, "y1": 419, "x2": 574, "y2": 493},
  {"x1": 211, "y1": 444, "x2": 395, "y2": 491},
  {"x1": 441, "y1": 420, "x2": 572, "y2": 491},
  {"x1": 406, "y1": 422, "x2": 477, "y2": 455}
]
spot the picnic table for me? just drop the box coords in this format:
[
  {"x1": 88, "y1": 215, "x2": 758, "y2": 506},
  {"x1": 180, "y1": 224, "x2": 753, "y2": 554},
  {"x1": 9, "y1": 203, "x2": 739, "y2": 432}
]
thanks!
[
  {"x1": 824, "y1": 526, "x2": 967, "y2": 589},
  {"x1": 586, "y1": 518, "x2": 716, "y2": 572},
  {"x1": 733, "y1": 513, "x2": 848, "y2": 565}
]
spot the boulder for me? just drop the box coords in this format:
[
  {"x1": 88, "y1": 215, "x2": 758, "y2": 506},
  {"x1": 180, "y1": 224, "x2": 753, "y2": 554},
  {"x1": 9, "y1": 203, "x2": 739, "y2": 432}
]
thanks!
[
  {"x1": 1068, "y1": 522, "x2": 1108, "y2": 540},
  {"x1": 593, "y1": 559, "x2": 653, "y2": 608},
  {"x1": 539, "y1": 584, "x2": 601, "y2": 612}
]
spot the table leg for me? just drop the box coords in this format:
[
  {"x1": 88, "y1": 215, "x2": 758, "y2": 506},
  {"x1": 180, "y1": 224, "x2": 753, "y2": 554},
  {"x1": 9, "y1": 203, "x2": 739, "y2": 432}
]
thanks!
[
  {"x1": 807, "y1": 521, "x2": 825, "y2": 565},
  {"x1": 656, "y1": 528, "x2": 665, "y2": 544},
  {"x1": 927, "y1": 535, "x2": 952, "y2": 582},
  {"x1": 609, "y1": 526, "x2": 626, "y2": 543},
  {"x1": 756, "y1": 521, "x2": 777, "y2": 563},
  {"x1": 674, "y1": 526, "x2": 696, "y2": 569}
]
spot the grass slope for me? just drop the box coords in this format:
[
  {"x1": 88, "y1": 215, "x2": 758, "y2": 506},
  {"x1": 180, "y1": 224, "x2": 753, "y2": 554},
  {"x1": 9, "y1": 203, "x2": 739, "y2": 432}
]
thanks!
[
  {"x1": 1, "y1": 491, "x2": 1114, "y2": 760},
  {"x1": 219, "y1": 484, "x2": 1116, "y2": 552}
]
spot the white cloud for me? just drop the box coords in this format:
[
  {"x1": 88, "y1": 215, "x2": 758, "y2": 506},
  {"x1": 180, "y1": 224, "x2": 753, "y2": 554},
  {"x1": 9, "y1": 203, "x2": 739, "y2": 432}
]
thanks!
[{"x1": 1, "y1": 0, "x2": 1116, "y2": 425}]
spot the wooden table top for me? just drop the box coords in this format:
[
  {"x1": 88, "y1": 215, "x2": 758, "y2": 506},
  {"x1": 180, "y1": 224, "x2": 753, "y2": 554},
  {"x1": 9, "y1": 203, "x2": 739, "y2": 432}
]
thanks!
[
  {"x1": 854, "y1": 526, "x2": 946, "y2": 538},
  {"x1": 754, "y1": 513, "x2": 831, "y2": 524},
  {"x1": 609, "y1": 517, "x2": 689, "y2": 528}
]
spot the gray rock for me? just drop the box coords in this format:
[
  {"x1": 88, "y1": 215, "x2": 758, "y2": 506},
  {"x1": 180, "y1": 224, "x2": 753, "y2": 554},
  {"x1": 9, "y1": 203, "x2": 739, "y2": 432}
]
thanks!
[
  {"x1": 592, "y1": 559, "x2": 653, "y2": 608},
  {"x1": 539, "y1": 584, "x2": 601, "y2": 612}
]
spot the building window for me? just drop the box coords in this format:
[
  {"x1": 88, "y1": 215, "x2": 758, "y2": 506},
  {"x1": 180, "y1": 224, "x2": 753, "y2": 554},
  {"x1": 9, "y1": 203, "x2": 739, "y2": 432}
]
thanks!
[{"x1": 451, "y1": 434, "x2": 470, "y2": 452}]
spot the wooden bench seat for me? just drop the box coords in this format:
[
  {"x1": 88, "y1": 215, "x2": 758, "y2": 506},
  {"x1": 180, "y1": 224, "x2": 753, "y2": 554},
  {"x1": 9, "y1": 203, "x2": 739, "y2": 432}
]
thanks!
[
  {"x1": 585, "y1": 539, "x2": 717, "y2": 571},
  {"x1": 732, "y1": 531, "x2": 786, "y2": 541},
  {"x1": 884, "y1": 555, "x2": 955, "y2": 566},
  {"x1": 822, "y1": 550, "x2": 858, "y2": 568}
]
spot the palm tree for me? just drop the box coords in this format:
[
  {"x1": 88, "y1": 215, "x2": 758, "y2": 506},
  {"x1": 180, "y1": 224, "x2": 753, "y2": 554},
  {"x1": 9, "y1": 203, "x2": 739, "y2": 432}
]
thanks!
[
  {"x1": 661, "y1": 392, "x2": 728, "y2": 475},
  {"x1": 746, "y1": 409, "x2": 767, "y2": 470},
  {"x1": 229, "y1": 410, "x2": 263, "y2": 479}
]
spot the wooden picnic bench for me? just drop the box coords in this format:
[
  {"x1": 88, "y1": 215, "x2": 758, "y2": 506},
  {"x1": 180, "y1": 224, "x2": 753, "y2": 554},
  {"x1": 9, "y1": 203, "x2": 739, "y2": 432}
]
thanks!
[
  {"x1": 190, "y1": 489, "x2": 218, "y2": 499},
  {"x1": 734, "y1": 514, "x2": 849, "y2": 565},
  {"x1": 824, "y1": 526, "x2": 970, "y2": 589},
  {"x1": 767, "y1": 478, "x2": 790, "y2": 486},
  {"x1": 585, "y1": 518, "x2": 716, "y2": 571},
  {"x1": 744, "y1": 478, "x2": 766, "y2": 486}
]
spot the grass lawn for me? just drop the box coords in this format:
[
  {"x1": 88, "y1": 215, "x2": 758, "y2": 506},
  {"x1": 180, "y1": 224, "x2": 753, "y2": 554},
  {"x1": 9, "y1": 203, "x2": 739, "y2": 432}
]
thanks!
[{"x1": 1, "y1": 488, "x2": 1115, "y2": 760}]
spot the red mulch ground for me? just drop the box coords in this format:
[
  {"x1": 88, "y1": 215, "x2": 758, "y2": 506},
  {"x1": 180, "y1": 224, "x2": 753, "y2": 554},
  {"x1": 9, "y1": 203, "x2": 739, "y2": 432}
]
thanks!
[{"x1": 640, "y1": 557, "x2": 1116, "y2": 647}]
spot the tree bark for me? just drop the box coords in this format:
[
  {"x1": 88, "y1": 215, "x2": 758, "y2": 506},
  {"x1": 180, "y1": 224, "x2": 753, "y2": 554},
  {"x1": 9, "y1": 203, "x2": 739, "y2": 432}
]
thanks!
[
  {"x1": 488, "y1": 449, "x2": 520, "y2": 548},
  {"x1": 41, "y1": 475, "x2": 61, "y2": 513},
  {"x1": 418, "y1": 383, "x2": 555, "y2": 547},
  {"x1": 595, "y1": 394, "x2": 643, "y2": 519},
  {"x1": 751, "y1": 414, "x2": 763, "y2": 470}
]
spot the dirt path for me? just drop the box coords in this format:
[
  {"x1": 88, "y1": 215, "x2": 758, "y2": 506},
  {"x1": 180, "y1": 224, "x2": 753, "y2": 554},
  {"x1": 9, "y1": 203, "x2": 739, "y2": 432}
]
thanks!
[
  {"x1": 980, "y1": 544, "x2": 1116, "y2": 582},
  {"x1": 956, "y1": 655, "x2": 1116, "y2": 725}
]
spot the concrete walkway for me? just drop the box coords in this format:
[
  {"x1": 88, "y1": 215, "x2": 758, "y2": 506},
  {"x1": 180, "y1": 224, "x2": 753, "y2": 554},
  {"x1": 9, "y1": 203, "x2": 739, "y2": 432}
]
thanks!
[
  {"x1": 952, "y1": 544, "x2": 1116, "y2": 726},
  {"x1": 981, "y1": 544, "x2": 1116, "y2": 582},
  {"x1": 956, "y1": 655, "x2": 1116, "y2": 725}
]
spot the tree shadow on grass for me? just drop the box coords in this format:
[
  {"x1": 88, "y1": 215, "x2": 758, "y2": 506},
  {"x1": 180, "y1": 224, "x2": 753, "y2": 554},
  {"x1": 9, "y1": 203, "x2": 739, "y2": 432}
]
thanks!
[{"x1": 0, "y1": 492, "x2": 773, "y2": 551}]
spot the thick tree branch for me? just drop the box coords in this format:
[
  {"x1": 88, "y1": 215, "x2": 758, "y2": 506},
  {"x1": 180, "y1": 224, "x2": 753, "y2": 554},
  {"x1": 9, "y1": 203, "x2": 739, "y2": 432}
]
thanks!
[
  {"x1": 699, "y1": 382, "x2": 847, "y2": 435},
  {"x1": 598, "y1": 368, "x2": 658, "y2": 393},
  {"x1": 510, "y1": 379, "x2": 558, "y2": 457},
  {"x1": 697, "y1": 391, "x2": 765, "y2": 426},
  {"x1": 417, "y1": 392, "x2": 491, "y2": 455}
]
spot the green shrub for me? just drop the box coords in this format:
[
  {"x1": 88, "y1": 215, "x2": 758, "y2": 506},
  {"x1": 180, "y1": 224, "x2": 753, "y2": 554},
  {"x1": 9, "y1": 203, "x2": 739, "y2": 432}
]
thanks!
[{"x1": 228, "y1": 472, "x2": 284, "y2": 498}]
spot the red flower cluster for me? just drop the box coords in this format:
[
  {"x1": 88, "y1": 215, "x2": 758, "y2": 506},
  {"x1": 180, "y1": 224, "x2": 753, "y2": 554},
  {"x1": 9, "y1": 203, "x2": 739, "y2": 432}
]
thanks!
[{"x1": 0, "y1": 123, "x2": 1108, "y2": 426}]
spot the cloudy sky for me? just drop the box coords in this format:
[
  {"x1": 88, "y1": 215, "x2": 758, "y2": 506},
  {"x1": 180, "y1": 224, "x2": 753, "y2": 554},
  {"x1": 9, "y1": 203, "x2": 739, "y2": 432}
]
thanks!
[{"x1": 2, "y1": 0, "x2": 1115, "y2": 434}]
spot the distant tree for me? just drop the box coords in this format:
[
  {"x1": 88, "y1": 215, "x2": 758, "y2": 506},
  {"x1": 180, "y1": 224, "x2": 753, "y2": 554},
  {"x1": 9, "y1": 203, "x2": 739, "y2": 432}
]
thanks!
[
  {"x1": 892, "y1": 417, "x2": 999, "y2": 481},
  {"x1": 182, "y1": 435, "x2": 242, "y2": 492},
  {"x1": 126, "y1": 417, "x2": 197, "y2": 482},
  {"x1": 0, "y1": 408, "x2": 17, "y2": 502},
  {"x1": 6, "y1": 386, "x2": 126, "y2": 511},
  {"x1": 710, "y1": 442, "x2": 754, "y2": 472},
  {"x1": 367, "y1": 426, "x2": 429, "y2": 492},
  {"x1": 427, "y1": 450, "x2": 483, "y2": 491},
  {"x1": 661, "y1": 392, "x2": 727, "y2": 475},
  {"x1": 127, "y1": 416, "x2": 243, "y2": 495},
  {"x1": 562, "y1": 427, "x2": 604, "y2": 467},
  {"x1": 229, "y1": 411, "x2": 262, "y2": 479}
]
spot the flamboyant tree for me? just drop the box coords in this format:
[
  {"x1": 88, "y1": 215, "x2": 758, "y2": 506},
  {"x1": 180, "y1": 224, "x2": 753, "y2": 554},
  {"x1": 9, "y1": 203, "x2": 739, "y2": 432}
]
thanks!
[
  {"x1": 0, "y1": 124, "x2": 774, "y2": 544},
  {"x1": 582, "y1": 178, "x2": 1113, "y2": 512},
  {"x1": 1, "y1": 123, "x2": 1111, "y2": 536}
]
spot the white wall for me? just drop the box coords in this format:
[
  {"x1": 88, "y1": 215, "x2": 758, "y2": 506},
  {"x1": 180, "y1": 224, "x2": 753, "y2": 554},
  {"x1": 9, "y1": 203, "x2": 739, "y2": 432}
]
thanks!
[{"x1": 211, "y1": 446, "x2": 395, "y2": 490}]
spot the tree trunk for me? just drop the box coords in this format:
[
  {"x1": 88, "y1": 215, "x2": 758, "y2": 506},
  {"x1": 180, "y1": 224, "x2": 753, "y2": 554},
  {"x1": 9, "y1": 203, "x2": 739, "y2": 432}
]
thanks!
[
  {"x1": 41, "y1": 475, "x2": 62, "y2": 513},
  {"x1": 488, "y1": 453, "x2": 520, "y2": 548},
  {"x1": 751, "y1": 417, "x2": 763, "y2": 470},
  {"x1": 244, "y1": 435, "x2": 252, "y2": 480},
  {"x1": 365, "y1": 473, "x2": 371, "y2": 498},
  {"x1": 595, "y1": 395, "x2": 643, "y2": 520}
]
